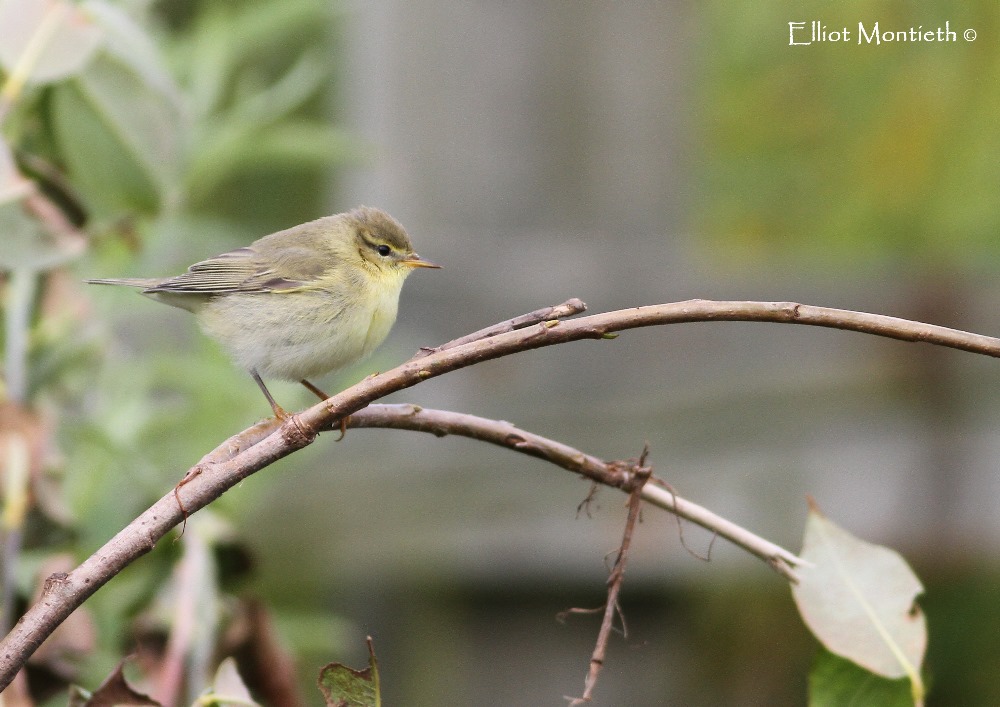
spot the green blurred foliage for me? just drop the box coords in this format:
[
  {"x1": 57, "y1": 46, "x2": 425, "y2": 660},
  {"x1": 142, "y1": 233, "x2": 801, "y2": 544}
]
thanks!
[
  {"x1": 808, "y1": 648, "x2": 915, "y2": 706},
  {"x1": 160, "y1": 0, "x2": 358, "y2": 228},
  {"x1": 1, "y1": 0, "x2": 357, "y2": 699},
  {"x1": 47, "y1": 2, "x2": 185, "y2": 222},
  {"x1": 920, "y1": 567, "x2": 1000, "y2": 706},
  {"x1": 696, "y1": 0, "x2": 1000, "y2": 271}
]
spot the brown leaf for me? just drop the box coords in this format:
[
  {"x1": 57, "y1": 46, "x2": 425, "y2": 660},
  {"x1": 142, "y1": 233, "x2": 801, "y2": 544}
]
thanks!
[
  {"x1": 0, "y1": 402, "x2": 46, "y2": 483},
  {"x1": 74, "y1": 659, "x2": 160, "y2": 707},
  {"x1": 219, "y1": 598, "x2": 305, "y2": 707},
  {"x1": 0, "y1": 401, "x2": 72, "y2": 526},
  {"x1": 2, "y1": 671, "x2": 36, "y2": 707}
]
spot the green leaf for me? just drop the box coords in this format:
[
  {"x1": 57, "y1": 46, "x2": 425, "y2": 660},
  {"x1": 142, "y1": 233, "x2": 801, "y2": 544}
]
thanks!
[
  {"x1": 176, "y1": 0, "x2": 336, "y2": 118},
  {"x1": 47, "y1": 1, "x2": 183, "y2": 221},
  {"x1": 318, "y1": 638, "x2": 381, "y2": 707},
  {"x1": 186, "y1": 122, "x2": 356, "y2": 201},
  {"x1": 49, "y1": 68, "x2": 161, "y2": 218},
  {"x1": 792, "y1": 499, "x2": 927, "y2": 703},
  {"x1": 184, "y1": 49, "x2": 332, "y2": 196},
  {"x1": 809, "y1": 648, "x2": 914, "y2": 707},
  {"x1": 82, "y1": 0, "x2": 180, "y2": 99}
]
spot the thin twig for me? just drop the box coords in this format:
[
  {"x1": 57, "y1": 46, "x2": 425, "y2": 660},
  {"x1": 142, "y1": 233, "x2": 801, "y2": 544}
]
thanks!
[
  {"x1": 567, "y1": 453, "x2": 651, "y2": 705},
  {"x1": 656, "y1": 479, "x2": 715, "y2": 563},
  {"x1": 2, "y1": 298, "x2": 998, "y2": 686},
  {"x1": 413, "y1": 297, "x2": 587, "y2": 357},
  {"x1": 345, "y1": 405, "x2": 804, "y2": 579},
  {"x1": 576, "y1": 483, "x2": 600, "y2": 519}
]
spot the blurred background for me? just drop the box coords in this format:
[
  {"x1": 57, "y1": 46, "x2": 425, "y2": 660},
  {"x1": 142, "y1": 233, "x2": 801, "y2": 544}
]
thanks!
[{"x1": 3, "y1": 0, "x2": 1000, "y2": 704}]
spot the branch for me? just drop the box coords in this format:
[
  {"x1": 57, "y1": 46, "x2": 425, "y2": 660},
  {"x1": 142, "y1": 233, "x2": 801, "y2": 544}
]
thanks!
[
  {"x1": 566, "y1": 446, "x2": 651, "y2": 705},
  {"x1": 413, "y1": 297, "x2": 587, "y2": 356},
  {"x1": 2, "y1": 299, "x2": 998, "y2": 687},
  {"x1": 345, "y1": 404, "x2": 803, "y2": 580}
]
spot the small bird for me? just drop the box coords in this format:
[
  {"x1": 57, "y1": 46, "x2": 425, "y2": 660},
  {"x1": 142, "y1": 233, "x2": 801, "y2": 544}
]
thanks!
[{"x1": 88, "y1": 206, "x2": 439, "y2": 419}]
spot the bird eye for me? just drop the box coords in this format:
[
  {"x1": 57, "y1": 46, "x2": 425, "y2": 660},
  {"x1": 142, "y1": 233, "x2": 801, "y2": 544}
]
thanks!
[{"x1": 375, "y1": 244, "x2": 391, "y2": 257}]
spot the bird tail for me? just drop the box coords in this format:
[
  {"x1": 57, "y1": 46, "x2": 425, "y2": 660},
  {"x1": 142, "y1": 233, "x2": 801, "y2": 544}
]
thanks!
[{"x1": 85, "y1": 277, "x2": 162, "y2": 289}]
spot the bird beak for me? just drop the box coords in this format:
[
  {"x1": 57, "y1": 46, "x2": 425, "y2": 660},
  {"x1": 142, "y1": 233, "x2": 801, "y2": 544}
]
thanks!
[{"x1": 402, "y1": 254, "x2": 442, "y2": 269}]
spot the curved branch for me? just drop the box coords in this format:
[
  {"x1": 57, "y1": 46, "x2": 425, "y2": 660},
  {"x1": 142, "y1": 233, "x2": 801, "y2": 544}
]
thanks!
[
  {"x1": 295, "y1": 299, "x2": 1000, "y2": 438},
  {"x1": 345, "y1": 404, "x2": 804, "y2": 580},
  {"x1": 2, "y1": 299, "x2": 998, "y2": 686}
]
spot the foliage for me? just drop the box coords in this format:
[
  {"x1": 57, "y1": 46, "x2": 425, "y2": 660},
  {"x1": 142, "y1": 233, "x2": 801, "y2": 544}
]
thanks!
[
  {"x1": 696, "y1": 0, "x2": 1000, "y2": 270},
  {"x1": 808, "y1": 648, "x2": 915, "y2": 707},
  {"x1": 793, "y1": 500, "x2": 926, "y2": 704},
  {"x1": 1, "y1": 0, "x2": 353, "y2": 701}
]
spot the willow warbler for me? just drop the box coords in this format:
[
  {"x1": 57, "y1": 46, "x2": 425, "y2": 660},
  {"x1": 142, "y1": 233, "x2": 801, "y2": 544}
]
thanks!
[{"x1": 88, "y1": 206, "x2": 439, "y2": 419}]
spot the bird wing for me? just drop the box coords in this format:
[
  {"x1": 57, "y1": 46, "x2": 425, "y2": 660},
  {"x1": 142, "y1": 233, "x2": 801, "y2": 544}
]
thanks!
[{"x1": 143, "y1": 244, "x2": 329, "y2": 295}]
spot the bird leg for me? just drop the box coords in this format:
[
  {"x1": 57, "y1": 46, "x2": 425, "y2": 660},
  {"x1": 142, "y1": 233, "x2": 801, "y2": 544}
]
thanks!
[
  {"x1": 299, "y1": 378, "x2": 349, "y2": 440},
  {"x1": 299, "y1": 378, "x2": 329, "y2": 400},
  {"x1": 251, "y1": 369, "x2": 290, "y2": 420}
]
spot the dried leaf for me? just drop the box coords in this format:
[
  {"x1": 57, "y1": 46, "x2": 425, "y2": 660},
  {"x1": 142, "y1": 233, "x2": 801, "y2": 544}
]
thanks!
[
  {"x1": 218, "y1": 599, "x2": 304, "y2": 707},
  {"x1": 201, "y1": 658, "x2": 260, "y2": 707},
  {"x1": 0, "y1": 671, "x2": 35, "y2": 707},
  {"x1": 792, "y1": 499, "x2": 926, "y2": 703},
  {"x1": 69, "y1": 659, "x2": 160, "y2": 707},
  {"x1": 0, "y1": 402, "x2": 46, "y2": 524}
]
